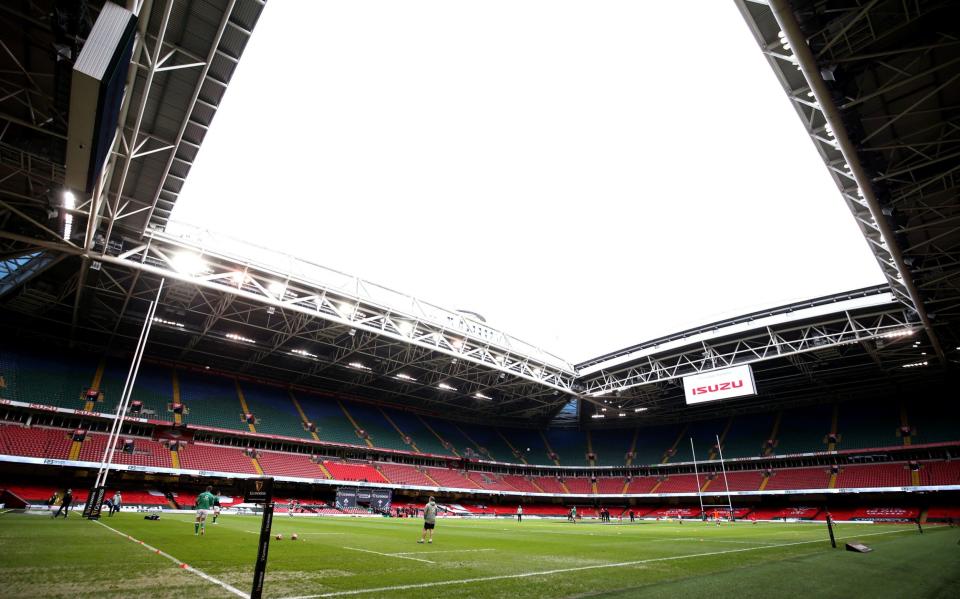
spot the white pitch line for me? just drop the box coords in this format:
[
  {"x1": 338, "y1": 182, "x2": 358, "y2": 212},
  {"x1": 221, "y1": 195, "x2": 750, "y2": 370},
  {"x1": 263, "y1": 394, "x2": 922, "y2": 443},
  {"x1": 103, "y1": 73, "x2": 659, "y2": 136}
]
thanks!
[
  {"x1": 391, "y1": 548, "x2": 496, "y2": 555},
  {"x1": 342, "y1": 546, "x2": 435, "y2": 564},
  {"x1": 244, "y1": 531, "x2": 345, "y2": 535},
  {"x1": 94, "y1": 520, "x2": 249, "y2": 599},
  {"x1": 283, "y1": 527, "x2": 917, "y2": 599}
]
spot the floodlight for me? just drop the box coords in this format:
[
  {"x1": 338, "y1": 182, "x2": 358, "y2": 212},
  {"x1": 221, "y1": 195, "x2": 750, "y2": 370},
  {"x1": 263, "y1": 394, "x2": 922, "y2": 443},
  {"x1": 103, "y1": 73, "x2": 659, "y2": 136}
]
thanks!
[
  {"x1": 396, "y1": 373, "x2": 416, "y2": 381},
  {"x1": 438, "y1": 382, "x2": 456, "y2": 391},
  {"x1": 474, "y1": 392, "x2": 492, "y2": 400},
  {"x1": 347, "y1": 362, "x2": 370, "y2": 370},
  {"x1": 397, "y1": 321, "x2": 414, "y2": 336},
  {"x1": 171, "y1": 252, "x2": 207, "y2": 275},
  {"x1": 267, "y1": 281, "x2": 286, "y2": 295},
  {"x1": 62, "y1": 190, "x2": 76, "y2": 208},
  {"x1": 634, "y1": 407, "x2": 648, "y2": 413}
]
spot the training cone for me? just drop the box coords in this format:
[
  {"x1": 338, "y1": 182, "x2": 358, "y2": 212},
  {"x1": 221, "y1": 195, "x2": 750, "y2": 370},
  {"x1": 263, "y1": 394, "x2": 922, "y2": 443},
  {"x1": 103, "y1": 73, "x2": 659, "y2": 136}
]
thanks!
[{"x1": 180, "y1": 563, "x2": 188, "y2": 569}]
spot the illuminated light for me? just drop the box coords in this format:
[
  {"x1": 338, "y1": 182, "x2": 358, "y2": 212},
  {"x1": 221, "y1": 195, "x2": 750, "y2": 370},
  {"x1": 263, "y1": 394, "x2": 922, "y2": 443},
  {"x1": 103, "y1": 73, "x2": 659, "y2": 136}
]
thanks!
[
  {"x1": 474, "y1": 392, "x2": 492, "y2": 400},
  {"x1": 396, "y1": 373, "x2": 416, "y2": 381},
  {"x1": 495, "y1": 355, "x2": 505, "y2": 364},
  {"x1": 347, "y1": 362, "x2": 370, "y2": 371},
  {"x1": 531, "y1": 367, "x2": 542, "y2": 376},
  {"x1": 634, "y1": 407, "x2": 648, "y2": 413},
  {"x1": 901, "y1": 360, "x2": 928, "y2": 368},
  {"x1": 292, "y1": 349, "x2": 317, "y2": 358},
  {"x1": 171, "y1": 252, "x2": 208, "y2": 275},
  {"x1": 339, "y1": 302, "x2": 355, "y2": 319},
  {"x1": 591, "y1": 414, "x2": 605, "y2": 419},
  {"x1": 268, "y1": 281, "x2": 286, "y2": 295},
  {"x1": 438, "y1": 382, "x2": 457, "y2": 391},
  {"x1": 152, "y1": 317, "x2": 184, "y2": 328},
  {"x1": 62, "y1": 191, "x2": 75, "y2": 240},
  {"x1": 397, "y1": 321, "x2": 414, "y2": 336},
  {"x1": 618, "y1": 413, "x2": 626, "y2": 417},
  {"x1": 451, "y1": 338, "x2": 464, "y2": 349},
  {"x1": 225, "y1": 332, "x2": 255, "y2": 344},
  {"x1": 882, "y1": 329, "x2": 914, "y2": 339},
  {"x1": 601, "y1": 407, "x2": 607, "y2": 412},
  {"x1": 229, "y1": 271, "x2": 248, "y2": 285}
]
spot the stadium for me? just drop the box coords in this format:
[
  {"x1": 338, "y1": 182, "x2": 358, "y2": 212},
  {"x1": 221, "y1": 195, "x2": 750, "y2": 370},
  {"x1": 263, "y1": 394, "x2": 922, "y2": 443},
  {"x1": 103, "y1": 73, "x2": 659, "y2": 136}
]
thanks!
[{"x1": 1, "y1": 0, "x2": 959, "y2": 597}]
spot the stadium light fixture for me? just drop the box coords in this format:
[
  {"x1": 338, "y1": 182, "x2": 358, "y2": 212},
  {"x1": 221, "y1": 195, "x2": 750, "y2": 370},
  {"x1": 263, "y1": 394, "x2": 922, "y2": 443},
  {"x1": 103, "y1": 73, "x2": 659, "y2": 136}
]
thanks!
[
  {"x1": 152, "y1": 317, "x2": 185, "y2": 328},
  {"x1": 397, "y1": 320, "x2": 414, "y2": 336},
  {"x1": 618, "y1": 413, "x2": 626, "y2": 417},
  {"x1": 634, "y1": 407, "x2": 648, "y2": 413},
  {"x1": 591, "y1": 414, "x2": 605, "y2": 419},
  {"x1": 901, "y1": 360, "x2": 928, "y2": 368},
  {"x1": 225, "y1": 332, "x2": 255, "y2": 344},
  {"x1": 171, "y1": 251, "x2": 208, "y2": 275},
  {"x1": 339, "y1": 302, "x2": 355, "y2": 319},
  {"x1": 438, "y1": 382, "x2": 457, "y2": 391},
  {"x1": 396, "y1": 373, "x2": 416, "y2": 381},
  {"x1": 347, "y1": 361, "x2": 370, "y2": 370},
  {"x1": 62, "y1": 190, "x2": 75, "y2": 240},
  {"x1": 291, "y1": 348, "x2": 317, "y2": 358},
  {"x1": 474, "y1": 392, "x2": 492, "y2": 400},
  {"x1": 268, "y1": 281, "x2": 286, "y2": 296}
]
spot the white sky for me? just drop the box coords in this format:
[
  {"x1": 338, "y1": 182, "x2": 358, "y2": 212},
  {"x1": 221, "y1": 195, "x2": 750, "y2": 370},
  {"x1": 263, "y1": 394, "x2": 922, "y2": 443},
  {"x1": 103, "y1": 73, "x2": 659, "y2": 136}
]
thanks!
[{"x1": 170, "y1": 0, "x2": 885, "y2": 364}]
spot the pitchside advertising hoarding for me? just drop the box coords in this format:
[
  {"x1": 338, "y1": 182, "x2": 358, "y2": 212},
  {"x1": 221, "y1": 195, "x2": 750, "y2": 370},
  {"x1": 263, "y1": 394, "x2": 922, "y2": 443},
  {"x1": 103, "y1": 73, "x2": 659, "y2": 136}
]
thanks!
[{"x1": 683, "y1": 364, "x2": 757, "y2": 405}]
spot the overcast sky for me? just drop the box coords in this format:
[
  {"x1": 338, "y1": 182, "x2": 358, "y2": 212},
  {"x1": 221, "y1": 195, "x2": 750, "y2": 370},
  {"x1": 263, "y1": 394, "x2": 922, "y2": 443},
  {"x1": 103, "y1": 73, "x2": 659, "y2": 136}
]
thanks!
[{"x1": 170, "y1": 0, "x2": 885, "y2": 364}]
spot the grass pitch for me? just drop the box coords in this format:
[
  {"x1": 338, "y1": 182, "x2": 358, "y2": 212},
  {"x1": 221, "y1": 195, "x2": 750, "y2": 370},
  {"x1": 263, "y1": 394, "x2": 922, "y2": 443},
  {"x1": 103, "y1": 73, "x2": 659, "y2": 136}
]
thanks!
[{"x1": 0, "y1": 512, "x2": 958, "y2": 598}]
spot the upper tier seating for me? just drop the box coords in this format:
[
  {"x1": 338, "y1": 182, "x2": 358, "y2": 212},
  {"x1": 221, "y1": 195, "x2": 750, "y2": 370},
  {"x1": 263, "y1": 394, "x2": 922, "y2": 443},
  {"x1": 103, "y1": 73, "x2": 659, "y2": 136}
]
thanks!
[
  {"x1": 239, "y1": 383, "x2": 313, "y2": 440},
  {"x1": 909, "y1": 400, "x2": 960, "y2": 446},
  {"x1": 177, "y1": 443, "x2": 259, "y2": 474},
  {"x1": 545, "y1": 429, "x2": 588, "y2": 466},
  {"x1": 633, "y1": 424, "x2": 683, "y2": 464},
  {"x1": 323, "y1": 461, "x2": 387, "y2": 483},
  {"x1": 420, "y1": 417, "x2": 477, "y2": 458},
  {"x1": 686, "y1": 418, "x2": 729, "y2": 460},
  {"x1": 177, "y1": 371, "x2": 247, "y2": 432},
  {"x1": 835, "y1": 464, "x2": 911, "y2": 488},
  {"x1": 0, "y1": 349, "x2": 97, "y2": 410},
  {"x1": 590, "y1": 428, "x2": 634, "y2": 466},
  {"x1": 836, "y1": 399, "x2": 900, "y2": 450},
  {"x1": 381, "y1": 409, "x2": 454, "y2": 456},
  {"x1": 456, "y1": 421, "x2": 516, "y2": 462},
  {"x1": 341, "y1": 402, "x2": 407, "y2": 451},
  {"x1": 257, "y1": 451, "x2": 328, "y2": 478},
  {"x1": 0, "y1": 424, "x2": 72, "y2": 459},
  {"x1": 763, "y1": 467, "x2": 830, "y2": 490},
  {"x1": 722, "y1": 412, "x2": 774, "y2": 458},
  {"x1": 295, "y1": 393, "x2": 364, "y2": 446},
  {"x1": 77, "y1": 434, "x2": 172, "y2": 468},
  {"x1": 500, "y1": 428, "x2": 552, "y2": 465},
  {"x1": 774, "y1": 404, "x2": 832, "y2": 455},
  {"x1": 98, "y1": 361, "x2": 173, "y2": 421}
]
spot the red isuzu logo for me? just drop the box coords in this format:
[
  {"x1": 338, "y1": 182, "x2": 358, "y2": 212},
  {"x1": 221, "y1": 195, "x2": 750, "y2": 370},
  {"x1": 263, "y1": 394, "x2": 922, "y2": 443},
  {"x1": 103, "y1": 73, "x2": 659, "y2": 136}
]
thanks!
[{"x1": 691, "y1": 380, "x2": 744, "y2": 395}]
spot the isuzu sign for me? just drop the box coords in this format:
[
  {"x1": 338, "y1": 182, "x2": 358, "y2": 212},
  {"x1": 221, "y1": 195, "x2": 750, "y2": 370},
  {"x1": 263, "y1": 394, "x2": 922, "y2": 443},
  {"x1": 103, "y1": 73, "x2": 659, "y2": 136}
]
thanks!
[{"x1": 683, "y1": 364, "x2": 757, "y2": 405}]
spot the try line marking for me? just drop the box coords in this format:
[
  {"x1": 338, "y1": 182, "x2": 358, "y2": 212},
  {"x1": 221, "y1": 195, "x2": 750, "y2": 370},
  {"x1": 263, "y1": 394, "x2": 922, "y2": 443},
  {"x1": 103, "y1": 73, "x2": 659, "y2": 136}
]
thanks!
[
  {"x1": 391, "y1": 548, "x2": 496, "y2": 556},
  {"x1": 283, "y1": 527, "x2": 917, "y2": 598},
  {"x1": 94, "y1": 520, "x2": 249, "y2": 599},
  {"x1": 342, "y1": 546, "x2": 435, "y2": 564}
]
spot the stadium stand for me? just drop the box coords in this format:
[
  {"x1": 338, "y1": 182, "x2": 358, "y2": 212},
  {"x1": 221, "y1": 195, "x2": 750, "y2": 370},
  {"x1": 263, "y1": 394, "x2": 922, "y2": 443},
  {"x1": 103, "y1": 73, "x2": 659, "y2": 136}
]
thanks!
[
  {"x1": 456, "y1": 421, "x2": 515, "y2": 462},
  {"x1": 761, "y1": 467, "x2": 831, "y2": 491},
  {"x1": 596, "y1": 476, "x2": 627, "y2": 494},
  {"x1": 419, "y1": 417, "x2": 475, "y2": 458},
  {"x1": 0, "y1": 424, "x2": 72, "y2": 459},
  {"x1": 835, "y1": 464, "x2": 911, "y2": 488},
  {"x1": 685, "y1": 418, "x2": 728, "y2": 459},
  {"x1": 590, "y1": 428, "x2": 634, "y2": 466},
  {"x1": 655, "y1": 474, "x2": 700, "y2": 493},
  {"x1": 908, "y1": 401, "x2": 960, "y2": 446},
  {"x1": 323, "y1": 461, "x2": 387, "y2": 483},
  {"x1": 562, "y1": 477, "x2": 592, "y2": 494},
  {"x1": 77, "y1": 434, "x2": 172, "y2": 468},
  {"x1": 721, "y1": 412, "x2": 773, "y2": 458},
  {"x1": 295, "y1": 392, "x2": 366, "y2": 446},
  {"x1": 423, "y1": 466, "x2": 479, "y2": 489},
  {"x1": 632, "y1": 424, "x2": 683, "y2": 465},
  {"x1": 773, "y1": 404, "x2": 832, "y2": 454},
  {"x1": 378, "y1": 463, "x2": 435, "y2": 486},
  {"x1": 625, "y1": 476, "x2": 659, "y2": 494},
  {"x1": 177, "y1": 443, "x2": 259, "y2": 474},
  {"x1": 0, "y1": 349, "x2": 98, "y2": 410},
  {"x1": 919, "y1": 460, "x2": 960, "y2": 486},
  {"x1": 466, "y1": 471, "x2": 516, "y2": 492},
  {"x1": 500, "y1": 428, "x2": 552, "y2": 465},
  {"x1": 703, "y1": 470, "x2": 762, "y2": 492},
  {"x1": 502, "y1": 474, "x2": 541, "y2": 493},
  {"x1": 835, "y1": 399, "x2": 900, "y2": 450},
  {"x1": 342, "y1": 401, "x2": 407, "y2": 451},
  {"x1": 545, "y1": 429, "x2": 588, "y2": 466},
  {"x1": 176, "y1": 371, "x2": 248, "y2": 432},
  {"x1": 379, "y1": 408, "x2": 454, "y2": 456},
  {"x1": 98, "y1": 361, "x2": 174, "y2": 420},
  {"x1": 256, "y1": 451, "x2": 328, "y2": 479},
  {"x1": 532, "y1": 476, "x2": 565, "y2": 494},
  {"x1": 238, "y1": 382, "x2": 313, "y2": 440}
]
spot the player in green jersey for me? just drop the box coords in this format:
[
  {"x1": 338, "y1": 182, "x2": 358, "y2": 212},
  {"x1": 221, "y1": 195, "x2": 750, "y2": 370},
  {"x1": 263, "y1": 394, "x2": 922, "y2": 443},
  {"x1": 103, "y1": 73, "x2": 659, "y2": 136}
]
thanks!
[{"x1": 194, "y1": 486, "x2": 217, "y2": 536}]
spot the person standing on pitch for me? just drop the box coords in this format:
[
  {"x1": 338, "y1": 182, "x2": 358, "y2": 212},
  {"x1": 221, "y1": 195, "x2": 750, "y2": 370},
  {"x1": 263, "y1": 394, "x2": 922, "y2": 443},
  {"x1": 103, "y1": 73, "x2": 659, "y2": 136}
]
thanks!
[
  {"x1": 52, "y1": 488, "x2": 72, "y2": 518},
  {"x1": 517, "y1": 504, "x2": 523, "y2": 523},
  {"x1": 194, "y1": 486, "x2": 217, "y2": 536},
  {"x1": 418, "y1": 496, "x2": 437, "y2": 544},
  {"x1": 109, "y1": 491, "x2": 122, "y2": 516}
]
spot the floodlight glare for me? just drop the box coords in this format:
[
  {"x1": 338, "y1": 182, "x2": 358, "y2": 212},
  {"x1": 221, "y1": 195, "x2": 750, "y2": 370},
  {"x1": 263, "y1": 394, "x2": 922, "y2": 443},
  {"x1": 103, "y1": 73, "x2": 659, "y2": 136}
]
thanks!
[
  {"x1": 268, "y1": 281, "x2": 286, "y2": 295},
  {"x1": 396, "y1": 373, "x2": 416, "y2": 381},
  {"x1": 438, "y1": 382, "x2": 457, "y2": 391},
  {"x1": 347, "y1": 362, "x2": 370, "y2": 370},
  {"x1": 171, "y1": 252, "x2": 208, "y2": 275},
  {"x1": 62, "y1": 190, "x2": 76, "y2": 208},
  {"x1": 397, "y1": 321, "x2": 414, "y2": 336},
  {"x1": 474, "y1": 392, "x2": 492, "y2": 400}
]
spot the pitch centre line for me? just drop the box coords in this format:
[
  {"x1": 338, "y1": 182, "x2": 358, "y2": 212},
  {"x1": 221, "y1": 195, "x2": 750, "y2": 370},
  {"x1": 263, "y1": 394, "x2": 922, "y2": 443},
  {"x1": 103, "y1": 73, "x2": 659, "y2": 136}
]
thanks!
[
  {"x1": 342, "y1": 546, "x2": 436, "y2": 564},
  {"x1": 94, "y1": 520, "x2": 249, "y2": 599},
  {"x1": 284, "y1": 527, "x2": 917, "y2": 598}
]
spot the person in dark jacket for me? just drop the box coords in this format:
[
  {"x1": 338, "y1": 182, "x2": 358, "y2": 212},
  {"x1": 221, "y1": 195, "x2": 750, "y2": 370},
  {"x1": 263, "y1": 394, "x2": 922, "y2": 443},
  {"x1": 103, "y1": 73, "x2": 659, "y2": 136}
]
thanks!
[{"x1": 52, "y1": 488, "x2": 73, "y2": 518}]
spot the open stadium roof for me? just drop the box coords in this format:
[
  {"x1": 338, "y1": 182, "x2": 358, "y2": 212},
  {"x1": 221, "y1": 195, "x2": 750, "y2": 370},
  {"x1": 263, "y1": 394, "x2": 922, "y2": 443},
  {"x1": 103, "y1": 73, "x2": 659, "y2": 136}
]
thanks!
[{"x1": 0, "y1": 0, "x2": 958, "y2": 426}]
